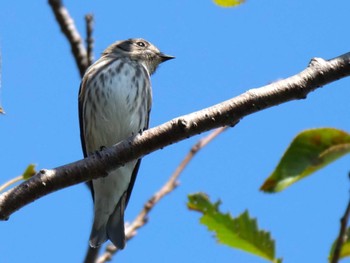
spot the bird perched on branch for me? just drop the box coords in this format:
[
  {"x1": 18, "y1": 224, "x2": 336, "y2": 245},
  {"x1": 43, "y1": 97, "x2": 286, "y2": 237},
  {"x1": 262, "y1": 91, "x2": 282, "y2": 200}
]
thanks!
[{"x1": 78, "y1": 38, "x2": 174, "y2": 248}]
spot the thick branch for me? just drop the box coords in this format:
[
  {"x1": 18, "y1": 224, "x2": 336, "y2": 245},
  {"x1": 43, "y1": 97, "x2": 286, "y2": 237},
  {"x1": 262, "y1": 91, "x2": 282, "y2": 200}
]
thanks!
[
  {"x1": 0, "y1": 54, "x2": 350, "y2": 220},
  {"x1": 48, "y1": 0, "x2": 88, "y2": 77}
]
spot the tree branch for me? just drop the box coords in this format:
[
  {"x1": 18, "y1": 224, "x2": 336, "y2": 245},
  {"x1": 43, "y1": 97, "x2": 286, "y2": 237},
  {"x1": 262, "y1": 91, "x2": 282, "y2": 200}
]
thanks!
[
  {"x1": 85, "y1": 14, "x2": 94, "y2": 66},
  {"x1": 331, "y1": 192, "x2": 350, "y2": 263},
  {"x1": 0, "y1": 54, "x2": 350, "y2": 220},
  {"x1": 96, "y1": 127, "x2": 228, "y2": 262},
  {"x1": 48, "y1": 0, "x2": 88, "y2": 77}
]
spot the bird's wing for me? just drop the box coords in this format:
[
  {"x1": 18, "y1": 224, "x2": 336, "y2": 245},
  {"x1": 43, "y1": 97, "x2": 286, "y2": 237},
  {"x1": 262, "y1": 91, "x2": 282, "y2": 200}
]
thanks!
[
  {"x1": 78, "y1": 78, "x2": 95, "y2": 197},
  {"x1": 125, "y1": 67, "x2": 152, "y2": 206},
  {"x1": 78, "y1": 81, "x2": 88, "y2": 158}
]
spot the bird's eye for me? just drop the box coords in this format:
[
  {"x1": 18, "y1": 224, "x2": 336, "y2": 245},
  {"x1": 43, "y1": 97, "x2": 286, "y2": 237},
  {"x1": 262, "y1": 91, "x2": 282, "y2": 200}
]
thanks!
[{"x1": 136, "y1": 41, "x2": 146, "y2": 47}]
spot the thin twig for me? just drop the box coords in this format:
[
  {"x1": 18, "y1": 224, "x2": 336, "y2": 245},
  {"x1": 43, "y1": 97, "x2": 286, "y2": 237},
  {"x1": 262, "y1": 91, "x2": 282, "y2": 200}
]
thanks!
[
  {"x1": 331, "y1": 196, "x2": 350, "y2": 263},
  {"x1": 96, "y1": 127, "x2": 228, "y2": 262},
  {"x1": 85, "y1": 14, "x2": 94, "y2": 66},
  {"x1": 48, "y1": 0, "x2": 88, "y2": 77},
  {"x1": 0, "y1": 176, "x2": 23, "y2": 193}
]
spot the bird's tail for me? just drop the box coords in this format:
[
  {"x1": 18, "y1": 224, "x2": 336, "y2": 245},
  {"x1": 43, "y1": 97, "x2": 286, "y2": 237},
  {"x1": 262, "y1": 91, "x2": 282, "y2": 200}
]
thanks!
[{"x1": 89, "y1": 192, "x2": 127, "y2": 249}]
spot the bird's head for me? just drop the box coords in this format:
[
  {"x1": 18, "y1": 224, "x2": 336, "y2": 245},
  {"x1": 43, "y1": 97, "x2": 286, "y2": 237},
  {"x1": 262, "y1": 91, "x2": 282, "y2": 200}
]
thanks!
[{"x1": 104, "y1": 38, "x2": 174, "y2": 74}]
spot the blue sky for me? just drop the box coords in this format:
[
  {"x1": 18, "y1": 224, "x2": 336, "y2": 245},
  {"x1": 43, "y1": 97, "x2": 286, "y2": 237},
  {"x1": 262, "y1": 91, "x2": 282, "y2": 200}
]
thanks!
[{"x1": 1, "y1": 1, "x2": 350, "y2": 262}]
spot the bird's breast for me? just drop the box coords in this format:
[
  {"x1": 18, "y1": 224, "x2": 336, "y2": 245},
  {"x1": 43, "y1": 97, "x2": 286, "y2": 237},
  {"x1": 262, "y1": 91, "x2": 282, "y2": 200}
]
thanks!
[{"x1": 82, "y1": 58, "x2": 152, "y2": 153}]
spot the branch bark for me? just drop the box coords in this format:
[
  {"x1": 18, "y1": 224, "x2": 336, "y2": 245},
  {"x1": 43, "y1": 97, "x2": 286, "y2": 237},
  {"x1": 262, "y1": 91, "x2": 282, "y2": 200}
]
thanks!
[
  {"x1": 0, "y1": 54, "x2": 350, "y2": 220},
  {"x1": 85, "y1": 14, "x2": 94, "y2": 66},
  {"x1": 48, "y1": 0, "x2": 89, "y2": 77}
]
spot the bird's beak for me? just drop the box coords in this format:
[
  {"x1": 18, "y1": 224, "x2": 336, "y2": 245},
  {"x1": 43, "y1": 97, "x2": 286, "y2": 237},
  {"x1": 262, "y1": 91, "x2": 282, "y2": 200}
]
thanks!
[{"x1": 159, "y1": 53, "x2": 175, "y2": 62}]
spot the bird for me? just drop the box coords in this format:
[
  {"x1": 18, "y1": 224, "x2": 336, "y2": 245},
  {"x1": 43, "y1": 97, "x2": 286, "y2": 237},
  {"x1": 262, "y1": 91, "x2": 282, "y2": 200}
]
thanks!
[{"x1": 78, "y1": 38, "x2": 174, "y2": 249}]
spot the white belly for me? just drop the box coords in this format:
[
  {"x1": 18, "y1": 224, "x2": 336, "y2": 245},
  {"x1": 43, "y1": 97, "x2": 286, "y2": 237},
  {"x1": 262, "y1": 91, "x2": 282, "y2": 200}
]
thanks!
[{"x1": 82, "y1": 58, "x2": 152, "y2": 229}]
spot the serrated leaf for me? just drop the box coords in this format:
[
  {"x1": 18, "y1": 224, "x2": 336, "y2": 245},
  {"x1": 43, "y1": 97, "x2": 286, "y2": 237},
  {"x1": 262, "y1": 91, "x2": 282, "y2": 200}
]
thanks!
[
  {"x1": 22, "y1": 164, "x2": 36, "y2": 180},
  {"x1": 213, "y1": 0, "x2": 245, "y2": 8},
  {"x1": 329, "y1": 228, "x2": 350, "y2": 262},
  {"x1": 188, "y1": 193, "x2": 281, "y2": 262},
  {"x1": 261, "y1": 128, "x2": 350, "y2": 193}
]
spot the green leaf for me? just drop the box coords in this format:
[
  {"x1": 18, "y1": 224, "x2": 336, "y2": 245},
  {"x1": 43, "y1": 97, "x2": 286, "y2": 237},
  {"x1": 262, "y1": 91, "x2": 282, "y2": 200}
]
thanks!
[
  {"x1": 22, "y1": 164, "x2": 36, "y2": 180},
  {"x1": 329, "y1": 228, "x2": 350, "y2": 262},
  {"x1": 213, "y1": 0, "x2": 245, "y2": 8},
  {"x1": 261, "y1": 128, "x2": 350, "y2": 193},
  {"x1": 188, "y1": 193, "x2": 281, "y2": 262}
]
